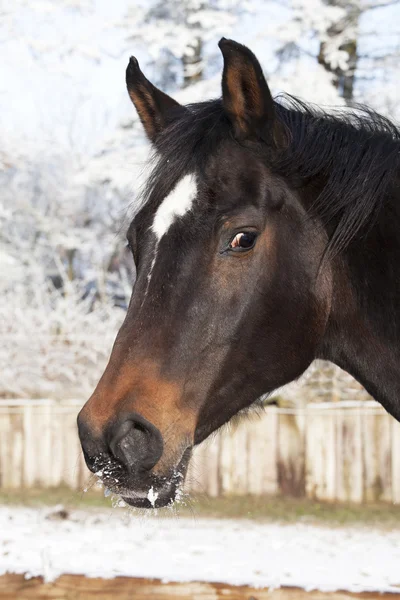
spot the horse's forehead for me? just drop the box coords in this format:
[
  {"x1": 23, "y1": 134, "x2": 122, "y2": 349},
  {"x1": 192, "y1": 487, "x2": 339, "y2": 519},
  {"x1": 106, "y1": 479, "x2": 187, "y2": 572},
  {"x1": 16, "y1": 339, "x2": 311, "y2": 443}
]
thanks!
[
  {"x1": 206, "y1": 143, "x2": 266, "y2": 190},
  {"x1": 151, "y1": 173, "x2": 198, "y2": 241},
  {"x1": 134, "y1": 145, "x2": 267, "y2": 239}
]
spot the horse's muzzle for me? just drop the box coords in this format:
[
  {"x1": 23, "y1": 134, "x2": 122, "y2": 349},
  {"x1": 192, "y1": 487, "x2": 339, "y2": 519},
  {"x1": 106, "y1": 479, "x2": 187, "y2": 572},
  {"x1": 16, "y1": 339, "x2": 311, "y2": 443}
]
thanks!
[{"x1": 77, "y1": 409, "x2": 191, "y2": 508}]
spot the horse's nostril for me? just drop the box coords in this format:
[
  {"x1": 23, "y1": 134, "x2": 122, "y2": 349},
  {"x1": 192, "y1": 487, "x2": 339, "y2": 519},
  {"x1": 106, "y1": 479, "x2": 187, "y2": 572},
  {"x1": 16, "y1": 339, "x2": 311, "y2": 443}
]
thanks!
[
  {"x1": 110, "y1": 422, "x2": 148, "y2": 471},
  {"x1": 109, "y1": 414, "x2": 163, "y2": 474}
]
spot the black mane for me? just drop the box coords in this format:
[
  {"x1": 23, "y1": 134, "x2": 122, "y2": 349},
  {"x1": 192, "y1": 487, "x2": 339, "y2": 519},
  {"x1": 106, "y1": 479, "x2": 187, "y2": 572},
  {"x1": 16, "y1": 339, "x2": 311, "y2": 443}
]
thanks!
[
  {"x1": 275, "y1": 97, "x2": 400, "y2": 256},
  {"x1": 141, "y1": 95, "x2": 400, "y2": 257}
]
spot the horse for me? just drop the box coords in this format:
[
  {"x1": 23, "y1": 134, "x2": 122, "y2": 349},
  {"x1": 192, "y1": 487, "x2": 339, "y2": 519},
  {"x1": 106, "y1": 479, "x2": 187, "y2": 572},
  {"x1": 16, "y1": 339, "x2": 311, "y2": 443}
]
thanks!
[{"x1": 77, "y1": 38, "x2": 400, "y2": 509}]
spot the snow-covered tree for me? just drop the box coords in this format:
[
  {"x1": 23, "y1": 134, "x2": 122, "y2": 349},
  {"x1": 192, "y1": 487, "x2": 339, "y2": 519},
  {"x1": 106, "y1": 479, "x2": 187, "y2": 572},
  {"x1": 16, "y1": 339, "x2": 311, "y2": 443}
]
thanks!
[{"x1": 124, "y1": 0, "x2": 240, "y2": 88}]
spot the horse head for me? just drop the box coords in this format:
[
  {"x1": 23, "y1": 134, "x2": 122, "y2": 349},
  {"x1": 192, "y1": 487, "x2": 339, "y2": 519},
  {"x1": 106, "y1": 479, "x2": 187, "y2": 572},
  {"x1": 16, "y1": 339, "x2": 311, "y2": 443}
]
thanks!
[{"x1": 77, "y1": 40, "x2": 332, "y2": 507}]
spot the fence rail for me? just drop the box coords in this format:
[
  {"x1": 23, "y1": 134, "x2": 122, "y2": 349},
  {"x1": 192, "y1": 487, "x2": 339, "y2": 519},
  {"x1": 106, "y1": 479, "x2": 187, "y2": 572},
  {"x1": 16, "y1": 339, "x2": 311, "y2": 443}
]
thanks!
[{"x1": 0, "y1": 400, "x2": 399, "y2": 504}]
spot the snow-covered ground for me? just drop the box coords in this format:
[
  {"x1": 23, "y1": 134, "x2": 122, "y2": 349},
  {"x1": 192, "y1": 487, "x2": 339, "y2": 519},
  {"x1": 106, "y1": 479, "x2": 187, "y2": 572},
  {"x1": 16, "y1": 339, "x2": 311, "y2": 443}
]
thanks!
[{"x1": 1, "y1": 506, "x2": 400, "y2": 593}]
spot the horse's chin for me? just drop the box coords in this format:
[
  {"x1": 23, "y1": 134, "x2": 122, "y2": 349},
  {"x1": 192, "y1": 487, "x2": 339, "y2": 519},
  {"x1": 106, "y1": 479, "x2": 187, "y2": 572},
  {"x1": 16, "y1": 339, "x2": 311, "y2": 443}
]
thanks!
[
  {"x1": 122, "y1": 480, "x2": 178, "y2": 509},
  {"x1": 120, "y1": 447, "x2": 192, "y2": 509}
]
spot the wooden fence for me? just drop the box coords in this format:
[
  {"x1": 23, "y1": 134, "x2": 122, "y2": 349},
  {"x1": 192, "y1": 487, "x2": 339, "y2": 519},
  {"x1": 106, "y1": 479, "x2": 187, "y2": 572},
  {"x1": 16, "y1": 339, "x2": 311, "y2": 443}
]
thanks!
[{"x1": 0, "y1": 399, "x2": 399, "y2": 503}]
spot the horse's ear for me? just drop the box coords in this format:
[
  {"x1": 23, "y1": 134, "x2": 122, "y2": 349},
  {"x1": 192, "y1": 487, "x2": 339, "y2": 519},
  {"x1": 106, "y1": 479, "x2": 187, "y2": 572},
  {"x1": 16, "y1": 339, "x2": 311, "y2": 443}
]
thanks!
[
  {"x1": 126, "y1": 57, "x2": 185, "y2": 144},
  {"x1": 218, "y1": 38, "x2": 283, "y2": 145}
]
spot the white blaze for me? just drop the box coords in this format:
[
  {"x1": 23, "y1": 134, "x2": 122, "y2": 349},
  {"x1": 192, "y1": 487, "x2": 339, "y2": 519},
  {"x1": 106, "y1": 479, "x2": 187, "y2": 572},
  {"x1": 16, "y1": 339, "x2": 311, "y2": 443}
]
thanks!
[
  {"x1": 142, "y1": 173, "x2": 197, "y2": 302},
  {"x1": 151, "y1": 173, "x2": 197, "y2": 240}
]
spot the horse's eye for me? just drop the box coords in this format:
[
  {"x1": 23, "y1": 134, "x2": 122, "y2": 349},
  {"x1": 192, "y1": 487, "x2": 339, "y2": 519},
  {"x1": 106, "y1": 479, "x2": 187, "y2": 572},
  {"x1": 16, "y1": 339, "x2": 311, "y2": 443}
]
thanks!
[{"x1": 229, "y1": 231, "x2": 257, "y2": 251}]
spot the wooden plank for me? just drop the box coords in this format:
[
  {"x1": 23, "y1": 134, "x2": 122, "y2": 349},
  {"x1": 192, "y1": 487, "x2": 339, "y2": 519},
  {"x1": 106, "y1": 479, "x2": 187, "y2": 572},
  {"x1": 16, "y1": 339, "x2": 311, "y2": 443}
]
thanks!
[
  {"x1": 349, "y1": 408, "x2": 363, "y2": 504},
  {"x1": 49, "y1": 406, "x2": 66, "y2": 487},
  {"x1": 185, "y1": 446, "x2": 203, "y2": 495},
  {"x1": 278, "y1": 411, "x2": 305, "y2": 497},
  {"x1": 0, "y1": 413, "x2": 11, "y2": 488},
  {"x1": 392, "y1": 417, "x2": 400, "y2": 504},
  {"x1": 8, "y1": 411, "x2": 24, "y2": 489},
  {"x1": 0, "y1": 574, "x2": 399, "y2": 600},
  {"x1": 36, "y1": 405, "x2": 52, "y2": 487},
  {"x1": 22, "y1": 404, "x2": 35, "y2": 488},
  {"x1": 78, "y1": 446, "x2": 92, "y2": 492},
  {"x1": 61, "y1": 411, "x2": 82, "y2": 490},
  {"x1": 336, "y1": 408, "x2": 363, "y2": 503},
  {"x1": 218, "y1": 426, "x2": 236, "y2": 496},
  {"x1": 247, "y1": 409, "x2": 279, "y2": 496},
  {"x1": 204, "y1": 436, "x2": 220, "y2": 498},
  {"x1": 186, "y1": 441, "x2": 213, "y2": 497},
  {"x1": 362, "y1": 409, "x2": 381, "y2": 502},
  {"x1": 230, "y1": 422, "x2": 248, "y2": 496},
  {"x1": 305, "y1": 408, "x2": 335, "y2": 502},
  {"x1": 377, "y1": 413, "x2": 393, "y2": 503}
]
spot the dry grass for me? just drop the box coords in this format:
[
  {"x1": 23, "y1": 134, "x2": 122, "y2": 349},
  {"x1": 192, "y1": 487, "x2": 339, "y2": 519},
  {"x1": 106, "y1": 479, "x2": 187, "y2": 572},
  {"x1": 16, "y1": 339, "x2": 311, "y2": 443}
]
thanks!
[{"x1": 1, "y1": 487, "x2": 400, "y2": 529}]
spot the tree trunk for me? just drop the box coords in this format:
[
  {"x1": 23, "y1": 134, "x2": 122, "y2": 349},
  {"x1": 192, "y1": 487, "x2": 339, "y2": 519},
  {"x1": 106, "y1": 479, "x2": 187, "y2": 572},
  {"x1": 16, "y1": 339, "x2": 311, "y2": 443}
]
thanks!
[
  {"x1": 182, "y1": 36, "x2": 203, "y2": 87},
  {"x1": 318, "y1": 1, "x2": 360, "y2": 103}
]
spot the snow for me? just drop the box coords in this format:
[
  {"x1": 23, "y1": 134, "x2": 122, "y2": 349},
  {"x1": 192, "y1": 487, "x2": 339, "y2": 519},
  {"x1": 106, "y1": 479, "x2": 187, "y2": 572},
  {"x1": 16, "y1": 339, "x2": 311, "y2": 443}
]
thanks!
[
  {"x1": 1, "y1": 506, "x2": 400, "y2": 592},
  {"x1": 147, "y1": 487, "x2": 159, "y2": 507}
]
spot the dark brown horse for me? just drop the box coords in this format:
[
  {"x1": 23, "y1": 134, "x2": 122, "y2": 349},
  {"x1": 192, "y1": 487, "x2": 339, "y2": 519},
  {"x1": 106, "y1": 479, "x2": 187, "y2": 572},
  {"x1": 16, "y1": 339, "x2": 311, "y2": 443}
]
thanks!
[{"x1": 78, "y1": 39, "x2": 400, "y2": 508}]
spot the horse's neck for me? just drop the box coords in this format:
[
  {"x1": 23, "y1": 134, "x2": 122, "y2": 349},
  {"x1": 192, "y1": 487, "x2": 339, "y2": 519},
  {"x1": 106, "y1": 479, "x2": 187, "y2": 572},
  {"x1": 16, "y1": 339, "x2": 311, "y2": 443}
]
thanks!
[
  {"x1": 319, "y1": 183, "x2": 400, "y2": 421},
  {"x1": 320, "y1": 304, "x2": 400, "y2": 421}
]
